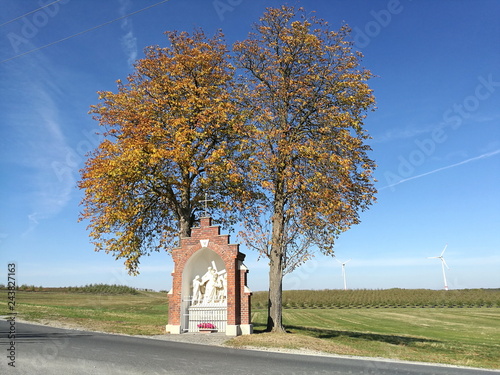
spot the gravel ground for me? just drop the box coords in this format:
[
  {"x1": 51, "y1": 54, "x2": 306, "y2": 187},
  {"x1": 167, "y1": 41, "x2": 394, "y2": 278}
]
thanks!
[{"x1": 145, "y1": 332, "x2": 232, "y2": 346}]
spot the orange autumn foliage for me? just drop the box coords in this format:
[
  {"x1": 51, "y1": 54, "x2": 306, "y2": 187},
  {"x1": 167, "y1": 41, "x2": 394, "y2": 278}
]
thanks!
[{"x1": 79, "y1": 30, "x2": 247, "y2": 274}]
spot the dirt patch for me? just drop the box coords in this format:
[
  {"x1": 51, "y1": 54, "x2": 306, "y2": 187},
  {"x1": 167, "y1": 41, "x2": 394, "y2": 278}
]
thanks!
[{"x1": 227, "y1": 332, "x2": 362, "y2": 356}]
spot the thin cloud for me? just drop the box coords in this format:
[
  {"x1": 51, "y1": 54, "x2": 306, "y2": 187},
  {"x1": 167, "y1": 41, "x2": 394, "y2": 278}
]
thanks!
[
  {"x1": 380, "y1": 149, "x2": 500, "y2": 190},
  {"x1": 119, "y1": 0, "x2": 138, "y2": 66},
  {"x1": 373, "y1": 123, "x2": 437, "y2": 143},
  {"x1": 4, "y1": 56, "x2": 76, "y2": 235},
  {"x1": 373, "y1": 112, "x2": 499, "y2": 144}
]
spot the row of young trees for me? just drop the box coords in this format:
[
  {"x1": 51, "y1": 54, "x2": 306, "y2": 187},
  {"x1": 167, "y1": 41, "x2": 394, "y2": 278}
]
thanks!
[
  {"x1": 251, "y1": 289, "x2": 500, "y2": 309},
  {"x1": 78, "y1": 6, "x2": 377, "y2": 332},
  {"x1": 3, "y1": 284, "x2": 43, "y2": 291}
]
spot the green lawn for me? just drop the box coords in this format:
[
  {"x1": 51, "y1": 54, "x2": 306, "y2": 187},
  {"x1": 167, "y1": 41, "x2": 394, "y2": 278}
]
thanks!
[
  {"x1": 230, "y1": 308, "x2": 500, "y2": 369},
  {"x1": 0, "y1": 290, "x2": 169, "y2": 335},
  {"x1": 2, "y1": 290, "x2": 499, "y2": 369}
]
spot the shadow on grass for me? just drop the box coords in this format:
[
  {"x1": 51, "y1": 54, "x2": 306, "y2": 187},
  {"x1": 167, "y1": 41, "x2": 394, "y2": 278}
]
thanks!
[{"x1": 250, "y1": 323, "x2": 439, "y2": 346}]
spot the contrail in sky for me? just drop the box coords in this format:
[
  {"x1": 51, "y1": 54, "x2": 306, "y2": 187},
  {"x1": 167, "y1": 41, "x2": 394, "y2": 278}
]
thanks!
[{"x1": 381, "y1": 149, "x2": 500, "y2": 190}]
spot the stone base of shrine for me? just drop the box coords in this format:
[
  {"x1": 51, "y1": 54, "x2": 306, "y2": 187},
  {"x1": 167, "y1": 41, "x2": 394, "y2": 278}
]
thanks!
[
  {"x1": 240, "y1": 324, "x2": 253, "y2": 335},
  {"x1": 226, "y1": 324, "x2": 253, "y2": 336},
  {"x1": 165, "y1": 324, "x2": 181, "y2": 334}
]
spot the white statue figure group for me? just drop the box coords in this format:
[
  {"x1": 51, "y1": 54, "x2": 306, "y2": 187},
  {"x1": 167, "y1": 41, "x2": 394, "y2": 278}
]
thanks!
[{"x1": 192, "y1": 261, "x2": 227, "y2": 305}]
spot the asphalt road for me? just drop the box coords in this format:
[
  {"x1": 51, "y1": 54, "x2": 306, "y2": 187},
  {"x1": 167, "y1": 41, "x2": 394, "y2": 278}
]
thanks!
[{"x1": 1, "y1": 320, "x2": 498, "y2": 375}]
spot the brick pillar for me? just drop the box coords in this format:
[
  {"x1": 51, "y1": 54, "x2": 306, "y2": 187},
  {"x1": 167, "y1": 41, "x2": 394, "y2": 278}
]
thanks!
[
  {"x1": 226, "y1": 258, "x2": 237, "y2": 326},
  {"x1": 239, "y1": 262, "x2": 253, "y2": 334}
]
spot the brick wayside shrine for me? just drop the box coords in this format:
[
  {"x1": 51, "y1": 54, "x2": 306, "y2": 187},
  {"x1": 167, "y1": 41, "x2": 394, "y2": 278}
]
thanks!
[{"x1": 165, "y1": 217, "x2": 253, "y2": 336}]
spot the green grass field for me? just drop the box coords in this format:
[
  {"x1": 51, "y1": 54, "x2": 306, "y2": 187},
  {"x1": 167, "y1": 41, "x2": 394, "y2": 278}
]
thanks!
[
  {"x1": 1, "y1": 288, "x2": 499, "y2": 369},
  {"x1": 230, "y1": 308, "x2": 500, "y2": 369}
]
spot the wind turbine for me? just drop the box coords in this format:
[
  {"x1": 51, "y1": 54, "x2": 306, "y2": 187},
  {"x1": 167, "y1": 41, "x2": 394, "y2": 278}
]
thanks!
[
  {"x1": 428, "y1": 244, "x2": 450, "y2": 290},
  {"x1": 336, "y1": 258, "x2": 351, "y2": 291}
]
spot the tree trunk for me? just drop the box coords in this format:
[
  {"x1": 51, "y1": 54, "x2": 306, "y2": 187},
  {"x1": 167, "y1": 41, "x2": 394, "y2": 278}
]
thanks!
[
  {"x1": 177, "y1": 184, "x2": 194, "y2": 240},
  {"x1": 267, "y1": 249, "x2": 286, "y2": 332},
  {"x1": 267, "y1": 194, "x2": 286, "y2": 333}
]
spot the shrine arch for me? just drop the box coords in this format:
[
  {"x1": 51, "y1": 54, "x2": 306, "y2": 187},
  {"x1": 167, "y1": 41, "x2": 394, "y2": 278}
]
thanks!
[{"x1": 181, "y1": 247, "x2": 225, "y2": 299}]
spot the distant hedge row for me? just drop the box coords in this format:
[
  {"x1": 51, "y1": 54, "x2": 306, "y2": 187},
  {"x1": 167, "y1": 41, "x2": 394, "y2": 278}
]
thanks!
[
  {"x1": 66, "y1": 284, "x2": 141, "y2": 294},
  {"x1": 251, "y1": 289, "x2": 500, "y2": 309},
  {"x1": 0, "y1": 283, "x2": 141, "y2": 295}
]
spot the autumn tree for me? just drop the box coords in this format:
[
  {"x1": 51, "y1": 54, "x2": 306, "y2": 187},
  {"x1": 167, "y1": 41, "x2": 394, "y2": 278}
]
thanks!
[
  {"x1": 234, "y1": 6, "x2": 377, "y2": 332},
  {"x1": 79, "y1": 30, "x2": 247, "y2": 273}
]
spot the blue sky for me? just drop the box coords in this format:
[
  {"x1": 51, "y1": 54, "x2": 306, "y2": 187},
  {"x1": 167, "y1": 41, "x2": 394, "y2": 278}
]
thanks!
[{"x1": 1, "y1": 0, "x2": 499, "y2": 292}]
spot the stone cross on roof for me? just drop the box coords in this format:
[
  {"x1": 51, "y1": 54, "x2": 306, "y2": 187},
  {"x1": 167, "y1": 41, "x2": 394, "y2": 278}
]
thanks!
[{"x1": 200, "y1": 193, "x2": 213, "y2": 217}]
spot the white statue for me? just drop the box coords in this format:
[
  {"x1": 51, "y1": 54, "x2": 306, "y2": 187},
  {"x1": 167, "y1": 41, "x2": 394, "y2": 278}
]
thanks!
[
  {"x1": 201, "y1": 266, "x2": 218, "y2": 304},
  {"x1": 191, "y1": 261, "x2": 227, "y2": 306},
  {"x1": 215, "y1": 271, "x2": 227, "y2": 302},
  {"x1": 191, "y1": 275, "x2": 203, "y2": 305}
]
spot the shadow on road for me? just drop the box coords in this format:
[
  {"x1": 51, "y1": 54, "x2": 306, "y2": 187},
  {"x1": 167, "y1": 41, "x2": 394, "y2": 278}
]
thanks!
[{"x1": 0, "y1": 329, "x2": 93, "y2": 344}]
